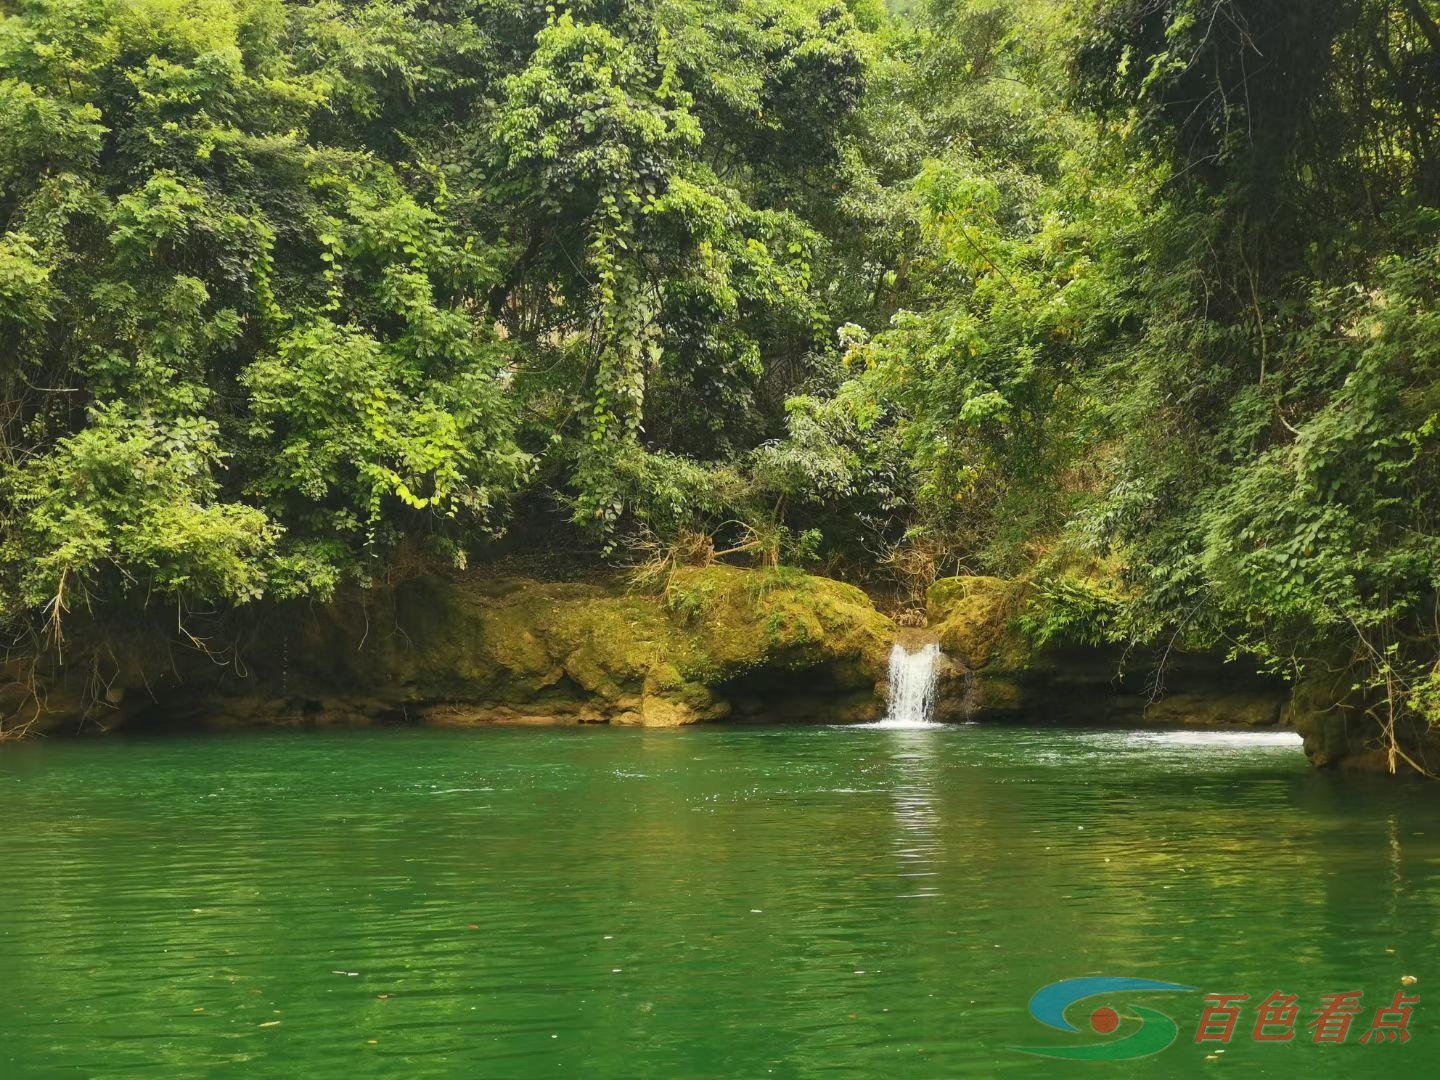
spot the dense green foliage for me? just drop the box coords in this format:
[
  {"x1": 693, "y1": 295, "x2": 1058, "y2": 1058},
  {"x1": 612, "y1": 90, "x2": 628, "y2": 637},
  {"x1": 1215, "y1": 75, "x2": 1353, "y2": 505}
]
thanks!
[
  {"x1": 3, "y1": 0, "x2": 1440, "y2": 746},
  {"x1": 0, "y1": 0, "x2": 879, "y2": 613}
]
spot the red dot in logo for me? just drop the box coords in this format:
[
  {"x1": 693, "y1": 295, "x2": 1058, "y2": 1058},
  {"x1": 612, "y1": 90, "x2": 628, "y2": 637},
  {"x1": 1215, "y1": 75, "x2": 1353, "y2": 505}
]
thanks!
[{"x1": 1090, "y1": 1007, "x2": 1121, "y2": 1035}]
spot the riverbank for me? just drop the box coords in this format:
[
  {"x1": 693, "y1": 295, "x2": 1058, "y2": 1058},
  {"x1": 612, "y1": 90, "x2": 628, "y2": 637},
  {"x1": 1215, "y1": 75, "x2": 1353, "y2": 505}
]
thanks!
[
  {"x1": 3, "y1": 564, "x2": 1335, "y2": 744},
  {"x1": 1, "y1": 566, "x2": 895, "y2": 736}
]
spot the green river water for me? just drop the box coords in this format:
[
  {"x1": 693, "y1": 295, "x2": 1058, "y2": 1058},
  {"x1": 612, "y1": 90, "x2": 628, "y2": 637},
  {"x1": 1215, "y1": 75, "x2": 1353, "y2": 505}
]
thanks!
[{"x1": 1, "y1": 724, "x2": 1436, "y2": 1078}]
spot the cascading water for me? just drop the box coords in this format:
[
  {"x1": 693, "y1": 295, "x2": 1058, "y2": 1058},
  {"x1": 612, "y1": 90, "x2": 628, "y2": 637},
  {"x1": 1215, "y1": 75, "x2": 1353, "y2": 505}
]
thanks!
[{"x1": 868, "y1": 641, "x2": 944, "y2": 728}]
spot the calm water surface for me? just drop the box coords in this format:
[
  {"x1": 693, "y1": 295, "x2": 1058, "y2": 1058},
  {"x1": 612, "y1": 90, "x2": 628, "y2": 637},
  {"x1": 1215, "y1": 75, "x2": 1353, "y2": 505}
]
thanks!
[{"x1": 2, "y1": 725, "x2": 1437, "y2": 1078}]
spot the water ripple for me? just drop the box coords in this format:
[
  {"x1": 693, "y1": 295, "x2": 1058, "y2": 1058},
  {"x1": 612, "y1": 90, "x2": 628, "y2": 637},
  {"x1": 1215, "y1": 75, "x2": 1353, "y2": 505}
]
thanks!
[{"x1": 1, "y1": 726, "x2": 1433, "y2": 1078}]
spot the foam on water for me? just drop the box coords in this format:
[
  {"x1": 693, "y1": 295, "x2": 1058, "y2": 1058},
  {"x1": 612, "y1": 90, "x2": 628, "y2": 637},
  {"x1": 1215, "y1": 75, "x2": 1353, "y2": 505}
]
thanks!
[{"x1": 1125, "y1": 730, "x2": 1303, "y2": 748}]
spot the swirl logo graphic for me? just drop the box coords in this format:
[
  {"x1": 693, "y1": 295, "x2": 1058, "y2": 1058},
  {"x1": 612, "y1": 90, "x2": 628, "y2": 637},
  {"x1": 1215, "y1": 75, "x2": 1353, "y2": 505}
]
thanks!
[{"x1": 1010, "y1": 977, "x2": 1196, "y2": 1061}]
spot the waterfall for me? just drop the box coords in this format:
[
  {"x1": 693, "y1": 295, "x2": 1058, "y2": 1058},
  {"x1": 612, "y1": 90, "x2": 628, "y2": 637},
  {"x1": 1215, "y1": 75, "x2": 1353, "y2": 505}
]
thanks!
[{"x1": 874, "y1": 641, "x2": 944, "y2": 728}]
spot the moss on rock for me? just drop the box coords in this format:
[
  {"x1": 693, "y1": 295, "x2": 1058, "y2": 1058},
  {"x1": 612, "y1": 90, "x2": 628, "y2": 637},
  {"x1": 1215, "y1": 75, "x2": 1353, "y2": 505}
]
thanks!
[
  {"x1": 927, "y1": 576, "x2": 1021, "y2": 672},
  {"x1": 924, "y1": 574, "x2": 1287, "y2": 729},
  {"x1": 6, "y1": 565, "x2": 898, "y2": 733},
  {"x1": 1282, "y1": 664, "x2": 1440, "y2": 773}
]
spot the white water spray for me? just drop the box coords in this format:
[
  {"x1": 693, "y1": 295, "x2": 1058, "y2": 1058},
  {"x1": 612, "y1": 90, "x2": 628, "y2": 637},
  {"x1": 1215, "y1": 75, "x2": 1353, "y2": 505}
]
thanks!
[{"x1": 870, "y1": 641, "x2": 944, "y2": 728}]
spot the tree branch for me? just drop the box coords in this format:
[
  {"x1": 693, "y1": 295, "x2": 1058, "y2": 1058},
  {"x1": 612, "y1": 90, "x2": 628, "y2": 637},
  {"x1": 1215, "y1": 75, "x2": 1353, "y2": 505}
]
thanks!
[{"x1": 1401, "y1": 0, "x2": 1440, "y2": 55}]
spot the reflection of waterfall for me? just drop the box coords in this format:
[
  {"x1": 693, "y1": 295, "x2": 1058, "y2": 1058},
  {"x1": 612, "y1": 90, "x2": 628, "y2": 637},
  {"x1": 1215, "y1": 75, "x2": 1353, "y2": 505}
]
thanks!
[
  {"x1": 889, "y1": 746, "x2": 943, "y2": 899},
  {"x1": 877, "y1": 642, "x2": 943, "y2": 728}
]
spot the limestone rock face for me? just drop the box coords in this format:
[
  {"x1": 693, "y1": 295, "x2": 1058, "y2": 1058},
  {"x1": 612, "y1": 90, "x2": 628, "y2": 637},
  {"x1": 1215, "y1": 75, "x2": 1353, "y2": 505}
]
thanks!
[
  {"x1": 927, "y1": 576, "x2": 1016, "y2": 671},
  {"x1": 924, "y1": 575, "x2": 1287, "y2": 729},
  {"x1": 1282, "y1": 665, "x2": 1440, "y2": 773},
  {"x1": 3, "y1": 566, "x2": 897, "y2": 733},
  {"x1": 1284, "y1": 669, "x2": 1373, "y2": 768}
]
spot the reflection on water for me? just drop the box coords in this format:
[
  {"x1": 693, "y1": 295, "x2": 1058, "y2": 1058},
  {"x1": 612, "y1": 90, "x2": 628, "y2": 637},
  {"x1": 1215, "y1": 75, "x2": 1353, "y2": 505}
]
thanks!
[
  {"x1": 887, "y1": 736, "x2": 943, "y2": 901},
  {"x1": 0, "y1": 724, "x2": 1435, "y2": 1079}
]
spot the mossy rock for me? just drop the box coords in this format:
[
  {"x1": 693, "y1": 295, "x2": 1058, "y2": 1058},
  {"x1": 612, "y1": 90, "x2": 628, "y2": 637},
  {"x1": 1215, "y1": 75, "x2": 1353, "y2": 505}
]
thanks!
[
  {"x1": 1281, "y1": 664, "x2": 1440, "y2": 772},
  {"x1": 26, "y1": 565, "x2": 897, "y2": 732},
  {"x1": 924, "y1": 574, "x2": 1290, "y2": 730},
  {"x1": 384, "y1": 566, "x2": 895, "y2": 726},
  {"x1": 664, "y1": 565, "x2": 895, "y2": 679},
  {"x1": 926, "y1": 576, "x2": 1023, "y2": 671}
]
